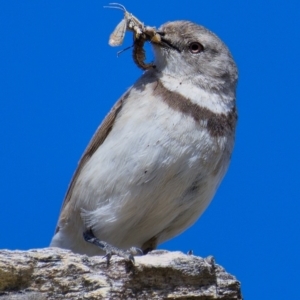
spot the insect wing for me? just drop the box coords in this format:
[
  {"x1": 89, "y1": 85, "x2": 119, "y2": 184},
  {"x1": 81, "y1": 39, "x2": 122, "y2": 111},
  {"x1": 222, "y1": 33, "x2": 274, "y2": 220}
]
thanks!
[{"x1": 109, "y1": 18, "x2": 127, "y2": 46}]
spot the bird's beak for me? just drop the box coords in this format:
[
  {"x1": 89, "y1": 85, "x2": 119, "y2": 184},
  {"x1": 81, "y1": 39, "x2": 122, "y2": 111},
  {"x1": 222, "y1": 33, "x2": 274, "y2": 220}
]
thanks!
[{"x1": 151, "y1": 31, "x2": 181, "y2": 52}]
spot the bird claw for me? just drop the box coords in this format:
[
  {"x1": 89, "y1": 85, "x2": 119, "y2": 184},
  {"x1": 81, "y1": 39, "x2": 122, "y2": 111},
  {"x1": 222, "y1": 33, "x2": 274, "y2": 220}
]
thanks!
[
  {"x1": 129, "y1": 247, "x2": 143, "y2": 256},
  {"x1": 83, "y1": 229, "x2": 136, "y2": 265}
]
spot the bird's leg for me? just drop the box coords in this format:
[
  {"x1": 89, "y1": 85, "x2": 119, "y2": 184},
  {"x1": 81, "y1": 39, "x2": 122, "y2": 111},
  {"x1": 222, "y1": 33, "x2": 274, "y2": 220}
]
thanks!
[
  {"x1": 141, "y1": 236, "x2": 158, "y2": 254},
  {"x1": 83, "y1": 229, "x2": 142, "y2": 265}
]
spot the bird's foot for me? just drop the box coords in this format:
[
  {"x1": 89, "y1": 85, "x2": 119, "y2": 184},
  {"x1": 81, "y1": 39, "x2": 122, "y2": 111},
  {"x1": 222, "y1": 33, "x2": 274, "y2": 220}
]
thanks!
[{"x1": 83, "y1": 229, "x2": 143, "y2": 266}]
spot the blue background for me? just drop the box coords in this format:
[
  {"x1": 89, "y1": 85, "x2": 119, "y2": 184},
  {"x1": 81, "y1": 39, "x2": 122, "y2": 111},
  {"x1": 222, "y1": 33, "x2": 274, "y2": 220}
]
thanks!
[{"x1": 1, "y1": 1, "x2": 299, "y2": 298}]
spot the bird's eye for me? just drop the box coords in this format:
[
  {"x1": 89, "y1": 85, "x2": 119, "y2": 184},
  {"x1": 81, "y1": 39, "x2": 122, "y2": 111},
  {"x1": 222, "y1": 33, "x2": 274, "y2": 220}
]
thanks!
[{"x1": 189, "y1": 42, "x2": 204, "y2": 54}]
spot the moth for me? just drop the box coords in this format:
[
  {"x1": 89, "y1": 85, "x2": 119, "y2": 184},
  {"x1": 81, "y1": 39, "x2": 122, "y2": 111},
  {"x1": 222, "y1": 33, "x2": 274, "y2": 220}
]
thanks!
[
  {"x1": 105, "y1": 3, "x2": 162, "y2": 70},
  {"x1": 104, "y1": 3, "x2": 145, "y2": 46}
]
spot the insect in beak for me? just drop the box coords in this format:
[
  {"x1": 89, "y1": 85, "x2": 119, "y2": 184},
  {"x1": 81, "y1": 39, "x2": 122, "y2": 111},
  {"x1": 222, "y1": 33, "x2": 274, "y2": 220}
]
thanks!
[
  {"x1": 105, "y1": 3, "x2": 171, "y2": 70},
  {"x1": 104, "y1": 3, "x2": 145, "y2": 46}
]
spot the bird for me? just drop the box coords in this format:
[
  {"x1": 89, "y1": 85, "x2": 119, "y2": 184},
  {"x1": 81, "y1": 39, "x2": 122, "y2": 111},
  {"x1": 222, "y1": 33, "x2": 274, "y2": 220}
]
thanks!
[{"x1": 50, "y1": 20, "x2": 238, "y2": 259}]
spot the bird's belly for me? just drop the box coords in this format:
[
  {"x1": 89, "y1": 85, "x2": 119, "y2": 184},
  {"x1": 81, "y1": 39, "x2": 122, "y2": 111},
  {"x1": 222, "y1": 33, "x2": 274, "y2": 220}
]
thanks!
[{"x1": 74, "y1": 97, "x2": 231, "y2": 249}]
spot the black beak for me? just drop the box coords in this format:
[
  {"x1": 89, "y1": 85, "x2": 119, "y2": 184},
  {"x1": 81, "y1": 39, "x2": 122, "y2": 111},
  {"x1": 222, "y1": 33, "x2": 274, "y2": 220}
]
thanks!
[{"x1": 154, "y1": 31, "x2": 181, "y2": 53}]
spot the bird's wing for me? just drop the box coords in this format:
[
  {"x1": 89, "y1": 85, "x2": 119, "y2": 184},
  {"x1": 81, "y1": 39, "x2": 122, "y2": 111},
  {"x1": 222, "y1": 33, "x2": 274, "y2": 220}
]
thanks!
[{"x1": 55, "y1": 91, "x2": 128, "y2": 232}]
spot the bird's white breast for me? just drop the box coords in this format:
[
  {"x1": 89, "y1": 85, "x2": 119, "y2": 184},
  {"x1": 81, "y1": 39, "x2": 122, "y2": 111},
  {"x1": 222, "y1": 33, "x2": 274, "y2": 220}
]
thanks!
[{"x1": 69, "y1": 76, "x2": 233, "y2": 252}]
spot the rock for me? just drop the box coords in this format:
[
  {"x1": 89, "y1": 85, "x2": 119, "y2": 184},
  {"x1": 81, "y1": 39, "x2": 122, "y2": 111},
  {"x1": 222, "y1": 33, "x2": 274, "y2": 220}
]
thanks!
[{"x1": 0, "y1": 248, "x2": 242, "y2": 299}]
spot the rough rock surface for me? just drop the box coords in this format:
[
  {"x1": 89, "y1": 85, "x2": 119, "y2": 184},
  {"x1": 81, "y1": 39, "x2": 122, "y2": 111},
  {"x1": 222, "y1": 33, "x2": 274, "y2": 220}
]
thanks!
[{"x1": 0, "y1": 248, "x2": 242, "y2": 299}]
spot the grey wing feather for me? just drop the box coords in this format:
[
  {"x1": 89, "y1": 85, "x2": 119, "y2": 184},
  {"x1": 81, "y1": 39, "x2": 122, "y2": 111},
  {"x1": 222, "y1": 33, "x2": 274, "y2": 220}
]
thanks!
[{"x1": 55, "y1": 93, "x2": 127, "y2": 232}]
